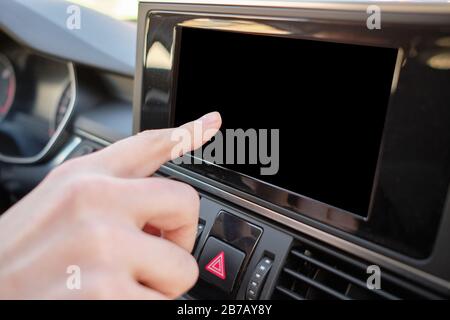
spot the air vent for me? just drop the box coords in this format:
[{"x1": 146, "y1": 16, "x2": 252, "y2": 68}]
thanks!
[{"x1": 272, "y1": 238, "x2": 443, "y2": 300}]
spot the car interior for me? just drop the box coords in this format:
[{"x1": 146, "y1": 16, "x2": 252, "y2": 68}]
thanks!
[{"x1": 0, "y1": 0, "x2": 449, "y2": 300}]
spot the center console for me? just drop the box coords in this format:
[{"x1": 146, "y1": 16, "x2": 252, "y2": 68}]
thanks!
[{"x1": 133, "y1": 1, "x2": 450, "y2": 299}]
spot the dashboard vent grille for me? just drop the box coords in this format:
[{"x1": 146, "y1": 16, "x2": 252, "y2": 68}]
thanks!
[{"x1": 272, "y1": 237, "x2": 442, "y2": 300}]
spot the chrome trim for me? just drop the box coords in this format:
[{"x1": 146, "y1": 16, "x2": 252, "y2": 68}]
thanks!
[
  {"x1": 0, "y1": 63, "x2": 77, "y2": 164},
  {"x1": 139, "y1": 0, "x2": 450, "y2": 14},
  {"x1": 74, "y1": 128, "x2": 450, "y2": 291},
  {"x1": 49, "y1": 136, "x2": 82, "y2": 166},
  {"x1": 391, "y1": 48, "x2": 404, "y2": 94},
  {"x1": 74, "y1": 128, "x2": 113, "y2": 146}
]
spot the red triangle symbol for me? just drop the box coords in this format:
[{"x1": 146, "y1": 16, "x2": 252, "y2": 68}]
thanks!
[{"x1": 205, "y1": 251, "x2": 226, "y2": 280}]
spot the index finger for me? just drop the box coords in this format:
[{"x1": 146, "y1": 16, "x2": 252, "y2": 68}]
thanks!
[{"x1": 88, "y1": 112, "x2": 222, "y2": 178}]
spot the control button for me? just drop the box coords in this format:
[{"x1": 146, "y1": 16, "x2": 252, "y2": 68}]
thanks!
[
  {"x1": 198, "y1": 237, "x2": 246, "y2": 293},
  {"x1": 246, "y1": 257, "x2": 273, "y2": 300},
  {"x1": 247, "y1": 289, "x2": 257, "y2": 300},
  {"x1": 196, "y1": 223, "x2": 205, "y2": 240},
  {"x1": 205, "y1": 251, "x2": 226, "y2": 279}
]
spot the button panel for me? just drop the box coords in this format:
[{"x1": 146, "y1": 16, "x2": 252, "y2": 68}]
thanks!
[
  {"x1": 189, "y1": 199, "x2": 292, "y2": 300},
  {"x1": 246, "y1": 257, "x2": 273, "y2": 300},
  {"x1": 198, "y1": 237, "x2": 246, "y2": 293}
]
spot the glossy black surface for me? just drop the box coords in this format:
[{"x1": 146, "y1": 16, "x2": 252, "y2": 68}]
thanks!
[
  {"x1": 192, "y1": 211, "x2": 262, "y2": 299},
  {"x1": 174, "y1": 27, "x2": 398, "y2": 217},
  {"x1": 198, "y1": 237, "x2": 246, "y2": 294},
  {"x1": 139, "y1": 11, "x2": 450, "y2": 258},
  {"x1": 210, "y1": 211, "x2": 262, "y2": 253}
]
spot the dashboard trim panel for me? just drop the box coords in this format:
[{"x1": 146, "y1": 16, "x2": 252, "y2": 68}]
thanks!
[
  {"x1": 137, "y1": 8, "x2": 450, "y2": 258},
  {"x1": 74, "y1": 128, "x2": 450, "y2": 293},
  {"x1": 131, "y1": 0, "x2": 450, "y2": 294}
]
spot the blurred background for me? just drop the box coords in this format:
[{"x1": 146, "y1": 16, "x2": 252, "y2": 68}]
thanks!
[{"x1": 69, "y1": 0, "x2": 139, "y2": 21}]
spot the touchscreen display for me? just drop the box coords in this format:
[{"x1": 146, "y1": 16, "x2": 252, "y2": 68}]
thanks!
[{"x1": 173, "y1": 27, "x2": 398, "y2": 217}]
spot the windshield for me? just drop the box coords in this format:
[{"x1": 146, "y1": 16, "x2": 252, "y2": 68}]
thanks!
[{"x1": 69, "y1": 0, "x2": 138, "y2": 21}]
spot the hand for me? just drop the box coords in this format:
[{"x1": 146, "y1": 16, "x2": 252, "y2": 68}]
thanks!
[{"x1": 0, "y1": 112, "x2": 222, "y2": 299}]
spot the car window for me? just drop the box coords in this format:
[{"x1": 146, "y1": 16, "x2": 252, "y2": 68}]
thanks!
[{"x1": 69, "y1": 0, "x2": 138, "y2": 21}]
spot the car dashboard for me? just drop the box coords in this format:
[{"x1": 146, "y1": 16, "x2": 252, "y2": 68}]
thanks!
[{"x1": 0, "y1": 0, "x2": 449, "y2": 300}]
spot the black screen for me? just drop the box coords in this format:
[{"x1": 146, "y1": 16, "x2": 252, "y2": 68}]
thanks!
[{"x1": 174, "y1": 27, "x2": 398, "y2": 217}]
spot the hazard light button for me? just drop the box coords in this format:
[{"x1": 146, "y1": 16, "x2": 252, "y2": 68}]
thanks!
[{"x1": 198, "y1": 237, "x2": 246, "y2": 293}]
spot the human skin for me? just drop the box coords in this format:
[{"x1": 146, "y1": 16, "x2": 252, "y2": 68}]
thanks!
[{"x1": 0, "y1": 112, "x2": 222, "y2": 299}]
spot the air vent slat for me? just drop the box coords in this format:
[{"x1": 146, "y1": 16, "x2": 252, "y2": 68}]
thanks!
[
  {"x1": 291, "y1": 249, "x2": 399, "y2": 300},
  {"x1": 275, "y1": 286, "x2": 305, "y2": 300},
  {"x1": 271, "y1": 237, "x2": 445, "y2": 300},
  {"x1": 284, "y1": 267, "x2": 351, "y2": 300},
  {"x1": 294, "y1": 236, "x2": 369, "y2": 271}
]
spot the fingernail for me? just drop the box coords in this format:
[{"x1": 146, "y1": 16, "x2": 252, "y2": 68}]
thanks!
[{"x1": 200, "y1": 112, "x2": 221, "y2": 127}]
